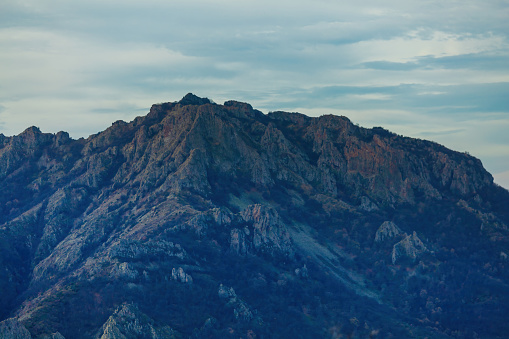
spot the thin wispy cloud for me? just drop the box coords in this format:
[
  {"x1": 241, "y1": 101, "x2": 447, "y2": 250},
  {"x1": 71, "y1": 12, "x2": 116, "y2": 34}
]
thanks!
[{"x1": 0, "y1": 0, "x2": 508, "y2": 186}]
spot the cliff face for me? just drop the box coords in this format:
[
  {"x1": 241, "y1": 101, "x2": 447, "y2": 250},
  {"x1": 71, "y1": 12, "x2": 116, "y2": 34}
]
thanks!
[{"x1": 0, "y1": 93, "x2": 508, "y2": 338}]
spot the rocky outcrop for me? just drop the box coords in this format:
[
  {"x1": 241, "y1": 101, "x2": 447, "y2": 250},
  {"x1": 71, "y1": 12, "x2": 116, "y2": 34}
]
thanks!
[
  {"x1": 359, "y1": 196, "x2": 379, "y2": 212},
  {"x1": 392, "y1": 232, "x2": 428, "y2": 264},
  {"x1": 171, "y1": 267, "x2": 193, "y2": 284},
  {"x1": 0, "y1": 318, "x2": 32, "y2": 338},
  {"x1": 239, "y1": 204, "x2": 293, "y2": 257},
  {"x1": 108, "y1": 240, "x2": 187, "y2": 262},
  {"x1": 0, "y1": 94, "x2": 508, "y2": 338},
  {"x1": 230, "y1": 227, "x2": 251, "y2": 255},
  {"x1": 185, "y1": 207, "x2": 233, "y2": 235},
  {"x1": 110, "y1": 262, "x2": 139, "y2": 280},
  {"x1": 374, "y1": 221, "x2": 402, "y2": 243},
  {"x1": 224, "y1": 204, "x2": 294, "y2": 257},
  {"x1": 97, "y1": 304, "x2": 177, "y2": 339},
  {"x1": 218, "y1": 285, "x2": 254, "y2": 322},
  {"x1": 179, "y1": 93, "x2": 212, "y2": 106}
]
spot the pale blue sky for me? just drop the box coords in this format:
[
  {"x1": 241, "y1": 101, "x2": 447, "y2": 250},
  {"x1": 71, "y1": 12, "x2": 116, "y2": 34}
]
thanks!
[{"x1": 1, "y1": 0, "x2": 508, "y2": 187}]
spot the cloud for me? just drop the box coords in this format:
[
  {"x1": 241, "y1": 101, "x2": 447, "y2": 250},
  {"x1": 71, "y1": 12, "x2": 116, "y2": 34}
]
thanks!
[
  {"x1": 258, "y1": 83, "x2": 509, "y2": 118},
  {"x1": 361, "y1": 52, "x2": 509, "y2": 72},
  {"x1": 360, "y1": 61, "x2": 420, "y2": 71},
  {"x1": 347, "y1": 30, "x2": 505, "y2": 64},
  {"x1": 494, "y1": 171, "x2": 509, "y2": 190},
  {"x1": 418, "y1": 129, "x2": 465, "y2": 137}
]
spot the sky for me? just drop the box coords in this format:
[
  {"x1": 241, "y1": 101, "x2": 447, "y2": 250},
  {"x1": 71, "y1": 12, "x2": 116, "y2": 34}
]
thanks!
[{"x1": 1, "y1": 0, "x2": 508, "y2": 188}]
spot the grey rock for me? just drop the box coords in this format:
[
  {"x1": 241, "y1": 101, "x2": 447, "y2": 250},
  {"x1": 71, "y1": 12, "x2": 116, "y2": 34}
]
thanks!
[
  {"x1": 108, "y1": 240, "x2": 186, "y2": 261},
  {"x1": 392, "y1": 232, "x2": 428, "y2": 264},
  {"x1": 240, "y1": 204, "x2": 293, "y2": 257},
  {"x1": 110, "y1": 262, "x2": 139, "y2": 280},
  {"x1": 218, "y1": 284, "x2": 237, "y2": 300},
  {"x1": 171, "y1": 267, "x2": 193, "y2": 284},
  {"x1": 217, "y1": 285, "x2": 253, "y2": 322},
  {"x1": 359, "y1": 196, "x2": 379, "y2": 212},
  {"x1": 185, "y1": 207, "x2": 233, "y2": 235},
  {"x1": 233, "y1": 300, "x2": 253, "y2": 322},
  {"x1": 375, "y1": 221, "x2": 402, "y2": 243},
  {"x1": 97, "y1": 303, "x2": 177, "y2": 339},
  {"x1": 230, "y1": 228, "x2": 250, "y2": 255},
  {"x1": 0, "y1": 318, "x2": 32, "y2": 339},
  {"x1": 0, "y1": 95, "x2": 506, "y2": 338}
]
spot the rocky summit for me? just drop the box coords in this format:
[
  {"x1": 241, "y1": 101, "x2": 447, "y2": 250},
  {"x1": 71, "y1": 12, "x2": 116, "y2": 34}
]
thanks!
[{"x1": 0, "y1": 93, "x2": 508, "y2": 338}]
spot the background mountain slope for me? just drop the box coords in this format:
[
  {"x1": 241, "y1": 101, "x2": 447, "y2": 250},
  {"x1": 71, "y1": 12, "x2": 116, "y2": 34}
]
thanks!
[{"x1": 1, "y1": 93, "x2": 508, "y2": 338}]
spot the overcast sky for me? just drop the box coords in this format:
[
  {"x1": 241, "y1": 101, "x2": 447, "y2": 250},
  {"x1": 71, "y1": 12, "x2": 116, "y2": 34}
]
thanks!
[{"x1": 1, "y1": 0, "x2": 508, "y2": 188}]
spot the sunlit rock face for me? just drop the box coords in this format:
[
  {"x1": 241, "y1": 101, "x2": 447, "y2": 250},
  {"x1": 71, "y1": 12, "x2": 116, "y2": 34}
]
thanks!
[{"x1": 0, "y1": 94, "x2": 508, "y2": 338}]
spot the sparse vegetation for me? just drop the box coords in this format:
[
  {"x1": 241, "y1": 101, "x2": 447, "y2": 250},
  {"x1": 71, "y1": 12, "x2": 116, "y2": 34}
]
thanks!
[{"x1": 0, "y1": 95, "x2": 508, "y2": 338}]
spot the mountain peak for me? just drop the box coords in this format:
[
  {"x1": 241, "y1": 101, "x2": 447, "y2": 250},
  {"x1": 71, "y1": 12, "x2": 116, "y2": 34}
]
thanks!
[
  {"x1": 22, "y1": 126, "x2": 42, "y2": 134},
  {"x1": 178, "y1": 93, "x2": 212, "y2": 106},
  {"x1": 0, "y1": 96, "x2": 508, "y2": 338}
]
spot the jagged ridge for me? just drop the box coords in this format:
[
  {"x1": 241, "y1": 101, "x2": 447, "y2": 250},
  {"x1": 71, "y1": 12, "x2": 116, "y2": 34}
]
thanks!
[{"x1": 0, "y1": 94, "x2": 508, "y2": 338}]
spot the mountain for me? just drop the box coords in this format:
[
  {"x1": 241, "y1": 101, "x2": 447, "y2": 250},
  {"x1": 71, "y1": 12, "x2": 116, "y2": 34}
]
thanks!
[{"x1": 0, "y1": 93, "x2": 508, "y2": 338}]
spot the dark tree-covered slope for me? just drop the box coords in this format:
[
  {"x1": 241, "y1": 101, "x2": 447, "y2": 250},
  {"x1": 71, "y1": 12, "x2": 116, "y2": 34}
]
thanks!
[{"x1": 1, "y1": 93, "x2": 508, "y2": 338}]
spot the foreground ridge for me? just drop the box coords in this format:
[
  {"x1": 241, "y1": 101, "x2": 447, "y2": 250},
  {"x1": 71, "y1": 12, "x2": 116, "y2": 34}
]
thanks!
[{"x1": 0, "y1": 94, "x2": 508, "y2": 338}]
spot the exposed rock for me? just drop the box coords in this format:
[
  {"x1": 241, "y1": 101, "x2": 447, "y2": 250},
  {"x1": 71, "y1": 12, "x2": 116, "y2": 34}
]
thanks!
[
  {"x1": 0, "y1": 318, "x2": 32, "y2": 339},
  {"x1": 179, "y1": 93, "x2": 211, "y2": 106},
  {"x1": 295, "y1": 264, "x2": 308, "y2": 278},
  {"x1": 218, "y1": 284, "x2": 237, "y2": 300},
  {"x1": 227, "y1": 204, "x2": 294, "y2": 257},
  {"x1": 110, "y1": 262, "x2": 139, "y2": 280},
  {"x1": 185, "y1": 207, "x2": 233, "y2": 235},
  {"x1": 392, "y1": 232, "x2": 428, "y2": 264},
  {"x1": 240, "y1": 204, "x2": 293, "y2": 257},
  {"x1": 374, "y1": 221, "x2": 402, "y2": 243},
  {"x1": 211, "y1": 208, "x2": 232, "y2": 225},
  {"x1": 233, "y1": 301, "x2": 254, "y2": 322},
  {"x1": 35, "y1": 187, "x2": 89, "y2": 263},
  {"x1": 164, "y1": 148, "x2": 211, "y2": 195},
  {"x1": 359, "y1": 196, "x2": 379, "y2": 212},
  {"x1": 0, "y1": 94, "x2": 508, "y2": 338},
  {"x1": 217, "y1": 285, "x2": 253, "y2": 322},
  {"x1": 171, "y1": 267, "x2": 193, "y2": 284},
  {"x1": 230, "y1": 228, "x2": 250, "y2": 255},
  {"x1": 97, "y1": 303, "x2": 177, "y2": 339},
  {"x1": 108, "y1": 240, "x2": 186, "y2": 261}
]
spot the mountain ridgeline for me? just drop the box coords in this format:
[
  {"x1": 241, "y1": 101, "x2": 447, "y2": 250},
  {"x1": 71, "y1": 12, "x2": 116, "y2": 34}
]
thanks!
[{"x1": 0, "y1": 93, "x2": 508, "y2": 338}]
